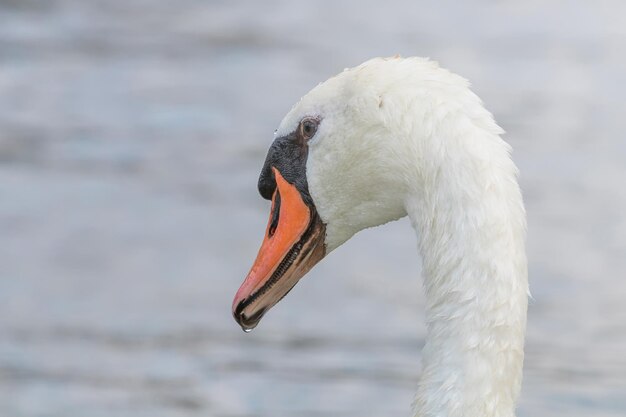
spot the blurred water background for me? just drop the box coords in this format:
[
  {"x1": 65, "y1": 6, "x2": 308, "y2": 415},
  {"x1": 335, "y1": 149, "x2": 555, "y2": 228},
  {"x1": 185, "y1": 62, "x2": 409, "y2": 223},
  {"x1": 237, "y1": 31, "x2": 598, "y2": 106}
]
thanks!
[{"x1": 0, "y1": 1, "x2": 625, "y2": 416}]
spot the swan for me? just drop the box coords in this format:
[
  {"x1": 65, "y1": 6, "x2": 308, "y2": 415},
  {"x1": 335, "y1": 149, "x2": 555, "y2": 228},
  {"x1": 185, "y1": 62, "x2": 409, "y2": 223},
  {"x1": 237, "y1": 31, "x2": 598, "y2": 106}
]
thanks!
[{"x1": 232, "y1": 56, "x2": 528, "y2": 417}]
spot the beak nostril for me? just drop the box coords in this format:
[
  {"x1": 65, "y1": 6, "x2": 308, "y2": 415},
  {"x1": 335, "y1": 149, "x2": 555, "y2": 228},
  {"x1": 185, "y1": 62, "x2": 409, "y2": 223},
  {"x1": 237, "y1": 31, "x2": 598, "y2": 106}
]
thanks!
[{"x1": 268, "y1": 191, "x2": 281, "y2": 238}]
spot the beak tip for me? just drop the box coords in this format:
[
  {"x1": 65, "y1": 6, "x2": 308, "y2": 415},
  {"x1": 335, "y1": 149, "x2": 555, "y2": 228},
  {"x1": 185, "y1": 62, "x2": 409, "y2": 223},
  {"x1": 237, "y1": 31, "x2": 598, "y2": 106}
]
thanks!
[
  {"x1": 232, "y1": 298, "x2": 267, "y2": 332},
  {"x1": 232, "y1": 298, "x2": 244, "y2": 324}
]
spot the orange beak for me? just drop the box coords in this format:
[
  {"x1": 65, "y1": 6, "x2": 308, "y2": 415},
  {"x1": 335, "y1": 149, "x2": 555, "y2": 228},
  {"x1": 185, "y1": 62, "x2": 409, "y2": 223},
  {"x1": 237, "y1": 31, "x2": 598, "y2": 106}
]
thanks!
[{"x1": 232, "y1": 168, "x2": 326, "y2": 331}]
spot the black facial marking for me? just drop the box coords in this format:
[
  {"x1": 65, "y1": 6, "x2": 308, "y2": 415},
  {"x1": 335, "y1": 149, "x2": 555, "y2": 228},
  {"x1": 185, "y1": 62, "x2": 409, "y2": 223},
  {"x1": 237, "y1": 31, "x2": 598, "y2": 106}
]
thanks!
[{"x1": 258, "y1": 123, "x2": 316, "y2": 207}]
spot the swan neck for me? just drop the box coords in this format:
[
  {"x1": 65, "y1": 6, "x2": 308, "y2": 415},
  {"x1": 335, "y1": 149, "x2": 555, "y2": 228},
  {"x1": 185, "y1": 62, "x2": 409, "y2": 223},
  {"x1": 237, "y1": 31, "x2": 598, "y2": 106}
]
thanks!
[{"x1": 405, "y1": 150, "x2": 528, "y2": 417}]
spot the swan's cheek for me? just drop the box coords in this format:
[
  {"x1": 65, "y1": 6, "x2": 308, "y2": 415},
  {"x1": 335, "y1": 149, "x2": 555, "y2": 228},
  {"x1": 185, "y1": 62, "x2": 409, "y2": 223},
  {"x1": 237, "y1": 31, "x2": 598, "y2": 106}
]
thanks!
[{"x1": 306, "y1": 153, "x2": 356, "y2": 253}]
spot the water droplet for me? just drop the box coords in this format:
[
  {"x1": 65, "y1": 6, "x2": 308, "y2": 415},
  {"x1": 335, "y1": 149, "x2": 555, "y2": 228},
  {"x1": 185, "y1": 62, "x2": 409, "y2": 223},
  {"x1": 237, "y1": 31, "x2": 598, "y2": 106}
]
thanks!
[{"x1": 243, "y1": 327, "x2": 252, "y2": 333}]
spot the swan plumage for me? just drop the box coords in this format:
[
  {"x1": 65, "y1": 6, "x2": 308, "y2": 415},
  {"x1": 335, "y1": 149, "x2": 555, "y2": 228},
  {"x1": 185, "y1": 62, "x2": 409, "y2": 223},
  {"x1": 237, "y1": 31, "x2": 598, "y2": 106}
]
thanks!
[{"x1": 234, "y1": 56, "x2": 528, "y2": 417}]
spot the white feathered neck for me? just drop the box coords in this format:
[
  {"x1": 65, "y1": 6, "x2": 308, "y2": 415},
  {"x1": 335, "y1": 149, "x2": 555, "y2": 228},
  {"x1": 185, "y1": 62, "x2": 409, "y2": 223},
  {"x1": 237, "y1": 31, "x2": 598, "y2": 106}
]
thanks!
[{"x1": 277, "y1": 57, "x2": 528, "y2": 417}]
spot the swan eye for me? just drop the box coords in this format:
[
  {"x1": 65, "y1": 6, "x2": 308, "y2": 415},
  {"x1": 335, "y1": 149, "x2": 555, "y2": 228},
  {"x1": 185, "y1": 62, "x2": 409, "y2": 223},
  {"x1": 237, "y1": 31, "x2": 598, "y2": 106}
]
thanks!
[{"x1": 300, "y1": 118, "x2": 319, "y2": 140}]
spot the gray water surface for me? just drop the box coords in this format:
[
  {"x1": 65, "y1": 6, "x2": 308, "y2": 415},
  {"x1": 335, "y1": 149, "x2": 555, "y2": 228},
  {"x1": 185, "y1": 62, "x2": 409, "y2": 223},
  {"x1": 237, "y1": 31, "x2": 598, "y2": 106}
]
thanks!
[{"x1": 1, "y1": 1, "x2": 625, "y2": 416}]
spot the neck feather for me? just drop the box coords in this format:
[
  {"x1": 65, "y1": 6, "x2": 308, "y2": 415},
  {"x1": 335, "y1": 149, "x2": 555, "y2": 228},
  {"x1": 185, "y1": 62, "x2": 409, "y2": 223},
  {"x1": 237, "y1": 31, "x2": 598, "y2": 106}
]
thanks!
[{"x1": 404, "y1": 123, "x2": 528, "y2": 417}]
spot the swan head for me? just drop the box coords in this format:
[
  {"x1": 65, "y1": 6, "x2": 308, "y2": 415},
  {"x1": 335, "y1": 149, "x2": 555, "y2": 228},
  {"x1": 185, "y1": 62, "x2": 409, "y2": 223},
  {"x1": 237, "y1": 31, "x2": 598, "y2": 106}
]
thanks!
[
  {"x1": 232, "y1": 57, "x2": 528, "y2": 417},
  {"x1": 232, "y1": 57, "x2": 486, "y2": 330}
]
